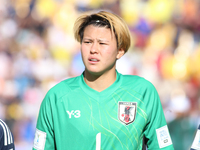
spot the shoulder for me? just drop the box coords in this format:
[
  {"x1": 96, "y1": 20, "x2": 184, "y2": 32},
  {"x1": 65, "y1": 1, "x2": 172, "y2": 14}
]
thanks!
[
  {"x1": 0, "y1": 119, "x2": 4, "y2": 138},
  {"x1": 0, "y1": 119, "x2": 10, "y2": 133},
  {"x1": 120, "y1": 74, "x2": 154, "y2": 89},
  {"x1": 43, "y1": 75, "x2": 81, "y2": 102},
  {"x1": 119, "y1": 73, "x2": 158, "y2": 99},
  {"x1": 0, "y1": 119, "x2": 13, "y2": 141},
  {"x1": 0, "y1": 119, "x2": 15, "y2": 149},
  {"x1": 49, "y1": 76, "x2": 80, "y2": 92},
  {"x1": 0, "y1": 119, "x2": 6, "y2": 135}
]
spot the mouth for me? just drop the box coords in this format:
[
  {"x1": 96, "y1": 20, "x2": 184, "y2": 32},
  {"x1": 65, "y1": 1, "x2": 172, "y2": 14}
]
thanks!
[
  {"x1": 88, "y1": 58, "x2": 99, "y2": 62},
  {"x1": 89, "y1": 59, "x2": 98, "y2": 62}
]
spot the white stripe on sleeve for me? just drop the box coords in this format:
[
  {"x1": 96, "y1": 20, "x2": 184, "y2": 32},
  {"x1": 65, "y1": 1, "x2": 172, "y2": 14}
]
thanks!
[
  {"x1": 9, "y1": 128, "x2": 13, "y2": 144},
  {"x1": 2, "y1": 121, "x2": 11, "y2": 144},
  {"x1": 0, "y1": 121, "x2": 7, "y2": 146},
  {"x1": 0, "y1": 119, "x2": 13, "y2": 145}
]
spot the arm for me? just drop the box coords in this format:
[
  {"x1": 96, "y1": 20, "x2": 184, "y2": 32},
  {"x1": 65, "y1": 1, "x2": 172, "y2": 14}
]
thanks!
[
  {"x1": 143, "y1": 83, "x2": 174, "y2": 150},
  {"x1": 33, "y1": 93, "x2": 56, "y2": 150}
]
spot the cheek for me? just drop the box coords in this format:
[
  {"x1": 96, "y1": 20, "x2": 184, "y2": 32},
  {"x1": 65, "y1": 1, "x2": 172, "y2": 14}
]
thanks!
[
  {"x1": 80, "y1": 48, "x2": 86, "y2": 62},
  {"x1": 81, "y1": 44, "x2": 90, "y2": 52},
  {"x1": 104, "y1": 48, "x2": 118, "y2": 58},
  {"x1": 81, "y1": 46, "x2": 87, "y2": 56},
  {"x1": 103, "y1": 52, "x2": 118, "y2": 64}
]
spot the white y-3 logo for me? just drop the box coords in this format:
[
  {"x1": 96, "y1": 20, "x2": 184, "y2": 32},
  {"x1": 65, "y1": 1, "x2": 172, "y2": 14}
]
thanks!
[{"x1": 66, "y1": 110, "x2": 81, "y2": 118}]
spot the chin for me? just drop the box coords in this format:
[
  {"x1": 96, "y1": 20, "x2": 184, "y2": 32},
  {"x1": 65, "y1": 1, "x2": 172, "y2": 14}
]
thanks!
[
  {"x1": 85, "y1": 65, "x2": 115, "y2": 76},
  {"x1": 88, "y1": 70, "x2": 103, "y2": 76},
  {"x1": 85, "y1": 69, "x2": 104, "y2": 76}
]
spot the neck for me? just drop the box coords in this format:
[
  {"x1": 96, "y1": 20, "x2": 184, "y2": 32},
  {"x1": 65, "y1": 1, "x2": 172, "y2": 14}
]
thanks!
[{"x1": 84, "y1": 70, "x2": 117, "y2": 92}]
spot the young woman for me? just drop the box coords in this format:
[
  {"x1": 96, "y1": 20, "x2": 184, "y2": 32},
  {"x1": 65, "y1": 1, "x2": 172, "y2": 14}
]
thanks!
[{"x1": 33, "y1": 10, "x2": 174, "y2": 150}]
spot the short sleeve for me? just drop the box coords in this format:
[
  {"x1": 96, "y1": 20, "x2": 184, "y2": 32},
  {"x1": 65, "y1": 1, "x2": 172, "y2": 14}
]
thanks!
[
  {"x1": 33, "y1": 93, "x2": 55, "y2": 150},
  {"x1": 143, "y1": 83, "x2": 174, "y2": 150}
]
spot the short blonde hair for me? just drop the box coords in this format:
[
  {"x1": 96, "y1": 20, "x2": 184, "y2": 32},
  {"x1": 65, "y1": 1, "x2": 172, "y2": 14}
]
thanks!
[{"x1": 73, "y1": 10, "x2": 131, "y2": 53}]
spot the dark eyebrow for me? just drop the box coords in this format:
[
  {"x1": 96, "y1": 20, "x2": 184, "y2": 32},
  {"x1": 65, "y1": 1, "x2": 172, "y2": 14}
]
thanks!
[{"x1": 83, "y1": 37, "x2": 109, "y2": 42}]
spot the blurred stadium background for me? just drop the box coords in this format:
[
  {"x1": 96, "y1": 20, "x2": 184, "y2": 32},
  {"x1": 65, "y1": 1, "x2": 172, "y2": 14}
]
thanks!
[{"x1": 0, "y1": 0, "x2": 200, "y2": 149}]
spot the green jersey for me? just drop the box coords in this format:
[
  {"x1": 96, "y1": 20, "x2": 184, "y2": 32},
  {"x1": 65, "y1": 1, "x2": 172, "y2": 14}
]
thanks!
[{"x1": 33, "y1": 71, "x2": 174, "y2": 150}]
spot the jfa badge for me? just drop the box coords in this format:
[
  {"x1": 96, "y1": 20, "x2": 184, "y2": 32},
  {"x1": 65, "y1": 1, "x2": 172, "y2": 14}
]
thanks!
[{"x1": 118, "y1": 102, "x2": 137, "y2": 125}]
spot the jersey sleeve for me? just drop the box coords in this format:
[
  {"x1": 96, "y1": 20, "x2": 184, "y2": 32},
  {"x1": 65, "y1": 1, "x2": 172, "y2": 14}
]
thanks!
[
  {"x1": 0, "y1": 124, "x2": 3, "y2": 150},
  {"x1": 143, "y1": 82, "x2": 174, "y2": 150},
  {"x1": 33, "y1": 92, "x2": 55, "y2": 150},
  {"x1": 0, "y1": 119, "x2": 15, "y2": 150}
]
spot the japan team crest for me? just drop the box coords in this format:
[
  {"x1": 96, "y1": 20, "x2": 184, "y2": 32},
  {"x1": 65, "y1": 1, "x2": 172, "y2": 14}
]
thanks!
[{"x1": 118, "y1": 102, "x2": 137, "y2": 125}]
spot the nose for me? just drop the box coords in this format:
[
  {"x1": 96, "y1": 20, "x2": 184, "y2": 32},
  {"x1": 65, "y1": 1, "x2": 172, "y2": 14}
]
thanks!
[{"x1": 90, "y1": 42, "x2": 99, "y2": 54}]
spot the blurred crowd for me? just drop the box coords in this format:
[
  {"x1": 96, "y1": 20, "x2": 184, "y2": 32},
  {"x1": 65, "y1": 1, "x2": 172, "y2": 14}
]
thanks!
[{"x1": 0, "y1": 0, "x2": 200, "y2": 149}]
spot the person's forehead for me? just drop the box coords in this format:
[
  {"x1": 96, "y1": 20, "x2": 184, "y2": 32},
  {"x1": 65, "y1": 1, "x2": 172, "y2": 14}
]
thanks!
[{"x1": 83, "y1": 25, "x2": 113, "y2": 38}]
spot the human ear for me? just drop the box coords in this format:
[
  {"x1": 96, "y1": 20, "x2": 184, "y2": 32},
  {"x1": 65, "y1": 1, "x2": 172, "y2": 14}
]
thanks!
[{"x1": 116, "y1": 48, "x2": 125, "y2": 59}]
